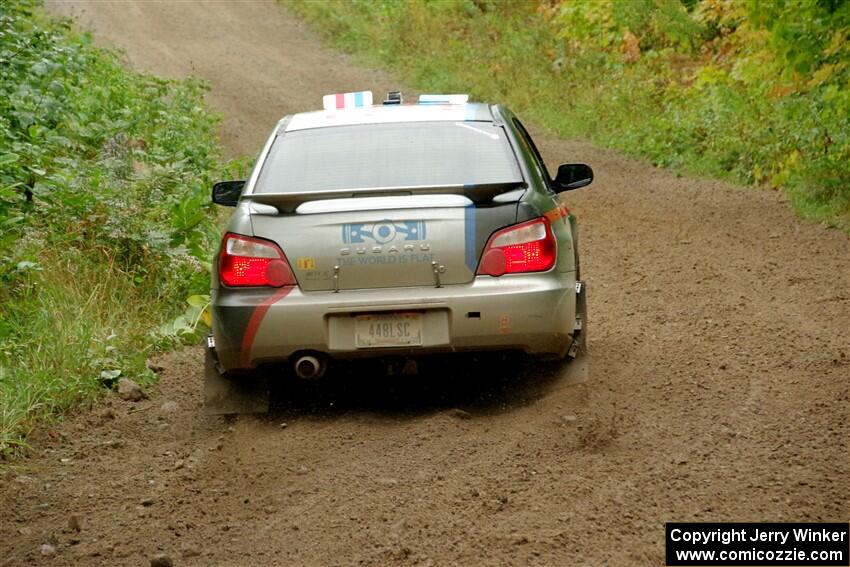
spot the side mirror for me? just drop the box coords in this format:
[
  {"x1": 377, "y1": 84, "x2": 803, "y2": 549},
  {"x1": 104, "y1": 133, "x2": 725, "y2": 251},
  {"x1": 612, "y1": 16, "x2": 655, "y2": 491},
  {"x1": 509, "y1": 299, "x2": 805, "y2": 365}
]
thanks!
[
  {"x1": 553, "y1": 163, "x2": 593, "y2": 192},
  {"x1": 212, "y1": 180, "x2": 245, "y2": 206}
]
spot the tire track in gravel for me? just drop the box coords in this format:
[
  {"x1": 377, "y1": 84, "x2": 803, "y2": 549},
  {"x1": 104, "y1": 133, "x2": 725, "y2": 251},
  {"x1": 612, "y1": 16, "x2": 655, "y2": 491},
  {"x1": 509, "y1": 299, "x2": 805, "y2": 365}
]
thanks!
[{"x1": 2, "y1": 2, "x2": 847, "y2": 566}]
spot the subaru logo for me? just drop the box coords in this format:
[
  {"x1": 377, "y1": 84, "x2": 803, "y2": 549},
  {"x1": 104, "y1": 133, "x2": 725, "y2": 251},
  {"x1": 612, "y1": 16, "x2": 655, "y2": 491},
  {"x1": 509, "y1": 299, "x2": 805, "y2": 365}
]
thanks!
[{"x1": 342, "y1": 220, "x2": 426, "y2": 244}]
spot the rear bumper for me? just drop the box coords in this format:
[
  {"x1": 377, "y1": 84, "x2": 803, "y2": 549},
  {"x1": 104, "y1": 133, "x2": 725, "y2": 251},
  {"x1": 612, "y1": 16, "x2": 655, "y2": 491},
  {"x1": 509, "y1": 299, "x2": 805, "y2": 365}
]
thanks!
[{"x1": 211, "y1": 271, "x2": 577, "y2": 371}]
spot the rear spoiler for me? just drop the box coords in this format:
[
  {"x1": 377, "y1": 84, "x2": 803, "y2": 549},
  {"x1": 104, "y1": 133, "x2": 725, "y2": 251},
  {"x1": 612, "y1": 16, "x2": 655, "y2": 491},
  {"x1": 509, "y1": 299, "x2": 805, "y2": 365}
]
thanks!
[{"x1": 241, "y1": 182, "x2": 526, "y2": 213}]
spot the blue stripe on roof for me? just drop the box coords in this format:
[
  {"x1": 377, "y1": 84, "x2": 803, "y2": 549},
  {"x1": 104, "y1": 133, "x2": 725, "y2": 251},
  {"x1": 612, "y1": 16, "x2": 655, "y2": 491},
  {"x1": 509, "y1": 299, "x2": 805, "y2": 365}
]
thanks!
[{"x1": 354, "y1": 91, "x2": 364, "y2": 107}]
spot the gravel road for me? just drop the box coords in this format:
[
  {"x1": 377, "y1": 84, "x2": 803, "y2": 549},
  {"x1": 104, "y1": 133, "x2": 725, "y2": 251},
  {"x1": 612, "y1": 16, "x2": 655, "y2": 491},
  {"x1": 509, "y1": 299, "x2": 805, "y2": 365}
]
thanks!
[{"x1": 2, "y1": 1, "x2": 848, "y2": 565}]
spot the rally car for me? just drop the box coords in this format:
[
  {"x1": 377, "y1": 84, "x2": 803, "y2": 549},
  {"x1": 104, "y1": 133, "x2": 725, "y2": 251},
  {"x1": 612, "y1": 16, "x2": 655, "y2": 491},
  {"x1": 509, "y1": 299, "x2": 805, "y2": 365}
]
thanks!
[{"x1": 205, "y1": 91, "x2": 592, "y2": 412}]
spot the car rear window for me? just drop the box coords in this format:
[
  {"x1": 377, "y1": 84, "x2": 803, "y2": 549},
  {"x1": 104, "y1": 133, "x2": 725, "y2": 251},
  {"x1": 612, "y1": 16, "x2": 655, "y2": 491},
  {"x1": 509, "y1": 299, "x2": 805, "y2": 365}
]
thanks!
[{"x1": 254, "y1": 121, "x2": 522, "y2": 193}]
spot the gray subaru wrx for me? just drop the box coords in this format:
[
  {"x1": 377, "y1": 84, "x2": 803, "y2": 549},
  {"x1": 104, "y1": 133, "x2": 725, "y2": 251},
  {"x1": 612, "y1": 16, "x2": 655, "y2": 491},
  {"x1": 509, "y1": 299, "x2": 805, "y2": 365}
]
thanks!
[{"x1": 205, "y1": 91, "x2": 592, "y2": 412}]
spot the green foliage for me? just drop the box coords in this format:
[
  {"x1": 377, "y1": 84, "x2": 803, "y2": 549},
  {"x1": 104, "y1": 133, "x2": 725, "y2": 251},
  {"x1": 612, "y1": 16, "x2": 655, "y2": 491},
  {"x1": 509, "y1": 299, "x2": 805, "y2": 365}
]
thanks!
[
  {"x1": 0, "y1": 0, "x2": 225, "y2": 456},
  {"x1": 155, "y1": 294, "x2": 212, "y2": 347},
  {"x1": 289, "y1": 0, "x2": 850, "y2": 229}
]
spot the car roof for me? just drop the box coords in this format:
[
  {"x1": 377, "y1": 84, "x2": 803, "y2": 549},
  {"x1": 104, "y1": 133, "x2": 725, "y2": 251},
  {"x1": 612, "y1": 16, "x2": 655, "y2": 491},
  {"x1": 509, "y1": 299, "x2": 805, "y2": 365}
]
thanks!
[{"x1": 284, "y1": 102, "x2": 495, "y2": 132}]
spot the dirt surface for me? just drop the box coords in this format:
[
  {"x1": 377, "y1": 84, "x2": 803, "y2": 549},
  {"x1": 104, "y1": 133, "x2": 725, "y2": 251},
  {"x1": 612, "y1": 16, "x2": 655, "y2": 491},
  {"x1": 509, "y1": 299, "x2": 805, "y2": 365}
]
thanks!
[{"x1": 2, "y1": 1, "x2": 848, "y2": 566}]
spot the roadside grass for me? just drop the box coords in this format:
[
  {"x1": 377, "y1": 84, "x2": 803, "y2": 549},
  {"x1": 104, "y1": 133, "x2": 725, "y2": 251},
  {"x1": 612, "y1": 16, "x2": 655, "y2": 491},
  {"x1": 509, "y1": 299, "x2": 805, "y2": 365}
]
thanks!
[
  {"x1": 287, "y1": 0, "x2": 850, "y2": 230},
  {"x1": 0, "y1": 1, "x2": 226, "y2": 456},
  {"x1": 0, "y1": 251, "x2": 163, "y2": 451}
]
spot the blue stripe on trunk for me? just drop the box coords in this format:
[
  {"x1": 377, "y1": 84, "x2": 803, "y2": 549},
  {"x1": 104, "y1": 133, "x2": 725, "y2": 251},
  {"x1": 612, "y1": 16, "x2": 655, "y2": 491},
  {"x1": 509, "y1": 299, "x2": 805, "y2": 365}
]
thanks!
[{"x1": 464, "y1": 203, "x2": 476, "y2": 272}]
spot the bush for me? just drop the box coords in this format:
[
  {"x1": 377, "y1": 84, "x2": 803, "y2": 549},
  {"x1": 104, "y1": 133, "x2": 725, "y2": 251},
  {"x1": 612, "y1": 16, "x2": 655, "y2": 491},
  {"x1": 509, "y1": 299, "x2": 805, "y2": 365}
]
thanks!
[{"x1": 0, "y1": 0, "x2": 225, "y2": 455}]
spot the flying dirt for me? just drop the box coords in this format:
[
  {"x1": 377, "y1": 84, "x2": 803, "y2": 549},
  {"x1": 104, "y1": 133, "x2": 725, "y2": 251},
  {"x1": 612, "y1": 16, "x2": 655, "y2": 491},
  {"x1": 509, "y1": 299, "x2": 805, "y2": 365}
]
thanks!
[{"x1": 1, "y1": 2, "x2": 847, "y2": 566}]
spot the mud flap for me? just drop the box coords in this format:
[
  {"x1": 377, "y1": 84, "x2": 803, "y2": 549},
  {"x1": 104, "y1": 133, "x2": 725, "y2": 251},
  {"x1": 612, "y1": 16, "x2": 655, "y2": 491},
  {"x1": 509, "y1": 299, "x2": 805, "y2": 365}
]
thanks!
[
  {"x1": 558, "y1": 349, "x2": 588, "y2": 385},
  {"x1": 567, "y1": 280, "x2": 587, "y2": 359},
  {"x1": 560, "y1": 280, "x2": 589, "y2": 385},
  {"x1": 204, "y1": 338, "x2": 270, "y2": 415}
]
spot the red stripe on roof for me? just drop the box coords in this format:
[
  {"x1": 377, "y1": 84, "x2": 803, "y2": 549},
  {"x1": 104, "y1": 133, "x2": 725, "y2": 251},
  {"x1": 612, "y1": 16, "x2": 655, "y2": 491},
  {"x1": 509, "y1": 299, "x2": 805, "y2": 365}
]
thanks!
[{"x1": 335, "y1": 93, "x2": 345, "y2": 109}]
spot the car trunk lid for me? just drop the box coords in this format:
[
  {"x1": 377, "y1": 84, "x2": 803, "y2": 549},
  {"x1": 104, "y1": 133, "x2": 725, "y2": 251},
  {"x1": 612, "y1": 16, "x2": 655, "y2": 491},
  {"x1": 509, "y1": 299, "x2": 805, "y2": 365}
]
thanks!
[{"x1": 249, "y1": 195, "x2": 483, "y2": 291}]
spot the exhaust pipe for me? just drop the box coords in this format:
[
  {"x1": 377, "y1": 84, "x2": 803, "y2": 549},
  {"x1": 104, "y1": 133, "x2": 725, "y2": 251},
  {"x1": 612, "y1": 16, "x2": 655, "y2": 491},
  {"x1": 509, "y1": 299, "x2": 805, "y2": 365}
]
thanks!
[{"x1": 293, "y1": 355, "x2": 326, "y2": 380}]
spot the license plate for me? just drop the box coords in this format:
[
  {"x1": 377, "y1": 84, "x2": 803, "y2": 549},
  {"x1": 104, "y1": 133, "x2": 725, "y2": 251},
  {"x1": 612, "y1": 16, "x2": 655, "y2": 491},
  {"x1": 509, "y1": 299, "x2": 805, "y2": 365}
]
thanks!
[{"x1": 355, "y1": 313, "x2": 423, "y2": 348}]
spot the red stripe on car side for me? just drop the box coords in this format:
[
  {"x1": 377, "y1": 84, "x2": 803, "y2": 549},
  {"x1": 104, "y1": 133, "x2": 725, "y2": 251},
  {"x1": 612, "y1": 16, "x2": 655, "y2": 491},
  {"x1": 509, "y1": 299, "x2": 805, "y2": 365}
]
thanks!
[{"x1": 240, "y1": 287, "x2": 293, "y2": 368}]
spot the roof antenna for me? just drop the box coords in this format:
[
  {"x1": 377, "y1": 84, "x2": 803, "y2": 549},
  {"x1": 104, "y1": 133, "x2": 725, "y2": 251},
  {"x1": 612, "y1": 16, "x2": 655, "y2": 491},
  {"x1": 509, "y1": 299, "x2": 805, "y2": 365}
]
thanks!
[{"x1": 383, "y1": 91, "x2": 403, "y2": 105}]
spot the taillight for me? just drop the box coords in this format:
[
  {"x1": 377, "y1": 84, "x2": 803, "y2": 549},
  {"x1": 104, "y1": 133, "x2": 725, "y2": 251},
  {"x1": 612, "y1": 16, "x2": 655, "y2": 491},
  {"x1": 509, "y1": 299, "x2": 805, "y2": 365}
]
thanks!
[
  {"x1": 218, "y1": 233, "x2": 296, "y2": 287},
  {"x1": 478, "y1": 217, "x2": 556, "y2": 277}
]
